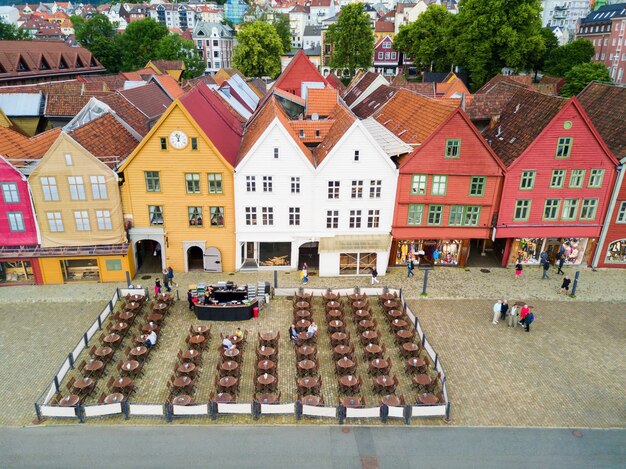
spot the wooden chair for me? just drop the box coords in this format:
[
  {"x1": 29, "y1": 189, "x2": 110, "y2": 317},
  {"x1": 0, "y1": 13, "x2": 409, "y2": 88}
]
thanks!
[
  {"x1": 50, "y1": 393, "x2": 62, "y2": 404},
  {"x1": 66, "y1": 376, "x2": 76, "y2": 392},
  {"x1": 77, "y1": 360, "x2": 86, "y2": 373},
  {"x1": 97, "y1": 392, "x2": 106, "y2": 404},
  {"x1": 89, "y1": 346, "x2": 97, "y2": 358}
]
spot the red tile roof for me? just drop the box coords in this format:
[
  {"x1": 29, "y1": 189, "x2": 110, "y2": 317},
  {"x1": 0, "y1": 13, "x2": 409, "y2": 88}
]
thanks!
[
  {"x1": 375, "y1": 20, "x2": 394, "y2": 32},
  {"x1": 313, "y1": 102, "x2": 356, "y2": 165},
  {"x1": 151, "y1": 75, "x2": 185, "y2": 99},
  {"x1": 119, "y1": 82, "x2": 172, "y2": 119},
  {"x1": 325, "y1": 72, "x2": 346, "y2": 94},
  {"x1": 465, "y1": 81, "x2": 524, "y2": 121},
  {"x1": 148, "y1": 60, "x2": 184, "y2": 73},
  {"x1": 389, "y1": 75, "x2": 436, "y2": 98},
  {"x1": 97, "y1": 93, "x2": 150, "y2": 137},
  {"x1": 0, "y1": 126, "x2": 61, "y2": 163},
  {"x1": 475, "y1": 74, "x2": 533, "y2": 95},
  {"x1": 182, "y1": 74, "x2": 217, "y2": 91},
  {"x1": 274, "y1": 50, "x2": 329, "y2": 97},
  {"x1": 77, "y1": 74, "x2": 128, "y2": 91},
  {"x1": 44, "y1": 93, "x2": 96, "y2": 117},
  {"x1": 343, "y1": 71, "x2": 382, "y2": 106},
  {"x1": 306, "y1": 87, "x2": 338, "y2": 117},
  {"x1": 351, "y1": 85, "x2": 399, "y2": 119}
]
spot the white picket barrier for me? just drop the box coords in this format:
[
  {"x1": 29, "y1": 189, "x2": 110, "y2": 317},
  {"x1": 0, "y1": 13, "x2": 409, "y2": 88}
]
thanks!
[
  {"x1": 260, "y1": 403, "x2": 294, "y2": 415},
  {"x1": 129, "y1": 404, "x2": 164, "y2": 416},
  {"x1": 387, "y1": 406, "x2": 405, "y2": 418},
  {"x1": 84, "y1": 403, "x2": 122, "y2": 417},
  {"x1": 302, "y1": 405, "x2": 337, "y2": 418},
  {"x1": 411, "y1": 405, "x2": 447, "y2": 417},
  {"x1": 217, "y1": 403, "x2": 251, "y2": 414},
  {"x1": 40, "y1": 406, "x2": 77, "y2": 418},
  {"x1": 172, "y1": 404, "x2": 208, "y2": 416},
  {"x1": 345, "y1": 407, "x2": 380, "y2": 419}
]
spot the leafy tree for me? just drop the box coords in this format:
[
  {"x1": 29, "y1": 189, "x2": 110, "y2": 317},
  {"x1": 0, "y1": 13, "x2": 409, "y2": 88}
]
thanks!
[
  {"x1": 273, "y1": 13, "x2": 292, "y2": 53},
  {"x1": 232, "y1": 21, "x2": 283, "y2": 78},
  {"x1": 156, "y1": 34, "x2": 206, "y2": 79},
  {"x1": 528, "y1": 28, "x2": 559, "y2": 80},
  {"x1": 393, "y1": 4, "x2": 455, "y2": 73},
  {"x1": 451, "y1": 0, "x2": 546, "y2": 90},
  {"x1": 544, "y1": 38, "x2": 595, "y2": 77},
  {"x1": 0, "y1": 18, "x2": 30, "y2": 40},
  {"x1": 327, "y1": 3, "x2": 374, "y2": 74},
  {"x1": 560, "y1": 62, "x2": 611, "y2": 97},
  {"x1": 73, "y1": 14, "x2": 122, "y2": 72},
  {"x1": 117, "y1": 18, "x2": 169, "y2": 71}
]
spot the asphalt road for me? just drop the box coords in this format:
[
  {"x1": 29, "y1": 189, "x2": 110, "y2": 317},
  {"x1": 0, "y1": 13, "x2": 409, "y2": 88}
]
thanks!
[{"x1": 2, "y1": 425, "x2": 624, "y2": 468}]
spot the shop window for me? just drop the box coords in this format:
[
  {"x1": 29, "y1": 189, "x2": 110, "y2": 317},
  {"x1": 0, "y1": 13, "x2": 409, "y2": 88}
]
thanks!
[
  {"x1": 245, "y1": 207, "x2": 257, "y2": 225},
  {"x1": 259, "y1": 242, "x2": 291, "y2": 266},
  {"x1": 543, "y1": 199, "x2": 560, "y2": 220},
  {"x1": 289, "y1": 207, "x2": 300, "y2": 226},
  {"x1": 410, "y1": 175, "x2": 426, "y2": 195},
  {"x1": 605, "y1": 239, "x2": 626, "y2": 263},
  {"x1": 569, "y1": 169, "x2": 585, "y2": 188},
  {"x1": 328, "y1": 180, "x2": 340, "y2": 199},
  {"x1": 105, "y1": 259, "x2": 122, "y2": 271},
  {"x1": 262, "y1": 207, "x2": 274, "y2": 225},
  {"x1": 68, "y1": 176, "x2": 86, "y2": 200},
  {"x1": 210, "y1": 207, "x2": 224, "y2": 226},
  {"x1": 588, "y1": 169, "x2": 604, "y2": 188},
  {"x1": 145, "y1": 171, "x2": 160, "y2": 192},
  {"x1": 469, "y1": 176, "x2": 485, "y2": 196},
  {"x1": 550, "y1": 169, "x2": 565, "y2": 188},
  {"x1": 90, "y1": 175, "x2": 107, "y2": 200},
  {"x1": 246, "y1": 176, "x2": 256, "y2": 192},
  {"x1": 41, "y1": 177, "x2": 59, "y2": 201},
  {"x1": 291, "y1": 177, "x2": 300, "y2": 194},
  {"x1": 0, "y1": 261, "x2": 34, "y2": 283},
  {"x1": 556, "y1": 137, "x2": 572, "y2": 158},
  {"x1": 407, "y1": 204, "x2": 423, "y2": 225},
  {"x1": 74, "y1": 210, "x2": 91, "y2": 231},
  {"x1": 61, "y1": 258, "x2": 99, "y2": 282},
  {"x1": 561, "y1": 198, "x2": 579, "y2": 220},
  {"x1": 263, "y1": 176, "x2": 273, "y2": 192},
  {"x1": 427, "y1": 205, "x2": 443, "y2": 225},
  {"x1": 445, "y1": 139, "x2": 461, "y2": 158},
  {"x1": 351, "y1": 180, "x2": 363, "y2": 199},
  {"x1": 185, "y1": 173, "x2": 201, "y2": 193},
  {"x1": 339, "y1": 252, "x2": 376, "y2": 275},
  {"x1": 431, "y1": 175, "x2": 447, "y2": 196},
  {"x1": 367, "y1": 209, "x2": 380, "y2": 228},
  {"x1": 617, "y1": 201, "x2": 626, "y2": 223},
  {"x1": 7, "y1": 212, "x2": 25, "y2": 232},
  {"x1": 579, "y1": 198, "x2": 598, "y2": 220},
  {"x1": 349, "y1": 210, "x2": 362, "y2": 228},
  {"x1": 208, "y1": 173, "x2": 223, "y2": 194},
  {"x1": 369, "y1": 180, "x2": 381, "y2": 198},
  {"x1": 513, "y1": 200, "x2": 531, "y2": 221},
  {"x1": 326, "y1": 210, "x2": 338, "y2": 229},
  {"x1": 188, "y1": 206, "x2": 203, "y2": 226},
  {"x1": 149, "y1": 205, "x2": 164, "y2": 225},
  {"x1": 96, "y1": 210, "x2": 112, "y2": 230},
  {"x1": 519, "y1": 170, "x2": 536, "y2": 190},
  {"x1": 47, "y1": 212, "x2": 64, "y2": 232},
  {"x1": 1, "y1": 183, "x2": 19, "y2": 203}
]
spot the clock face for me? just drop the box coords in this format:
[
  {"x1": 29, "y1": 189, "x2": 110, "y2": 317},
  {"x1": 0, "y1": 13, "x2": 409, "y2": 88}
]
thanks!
[{"x1": 169, "y1": 130, "x2": 188, "y2": 149}]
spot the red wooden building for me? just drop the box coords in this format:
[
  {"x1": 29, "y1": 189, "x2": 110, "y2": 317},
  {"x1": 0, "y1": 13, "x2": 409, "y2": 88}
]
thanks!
[
  {"x1": 484, "y1": 88, "x2": 619, "y2": 267},
  {"x1": 274, "y1": 50, "x2": 330, "y2": 98},
  {"x1": 387, "y1": 90, "x2": 505, "y2": 267}
]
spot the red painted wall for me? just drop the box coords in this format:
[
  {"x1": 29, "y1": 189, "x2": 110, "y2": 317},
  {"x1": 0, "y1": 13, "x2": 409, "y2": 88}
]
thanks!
[
  {"x1": 596, "y1": 173, "x2": 626, "y2": 267},
  {"x1": 0, "y1": 159, "x2": 39, "y2": 246}
]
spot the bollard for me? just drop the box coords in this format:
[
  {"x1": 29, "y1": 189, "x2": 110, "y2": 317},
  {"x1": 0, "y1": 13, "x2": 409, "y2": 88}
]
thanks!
[
  {"x1": 97, "y1": 315, "x2": 102, "y2": 330},
  {"x1": 252, "y1": 401, "x2": 261, "y2": 420},
  {"x1": 34, "y1": 403, "x2": 42, "y2": 422},
  {"x1": 209, "y1": 401, "x2": 217, "y2": 420},
  {"x1": 176, "y1": 289, "x2": 180, "y2": 301},
  {"x1": 338, "y1": 404, "x2": 345, "y2": 425},
  {"x1": 403, "y1": 405, "x2": 411, "y2": 425},
  {"x1": 123, "y1": 401, "x2": 130, "y2": 420},
  {"x1": 83, "y1": 332, "x2": 89, "y2": 347},
  {"x1": 421, "y1": 269, "x2": 429, "y2": 295},
  {"x1": 570, "y1": 271, "x2": 580, "y2": 297},
  {"x1": 274, "y1": 270, "x2": 278, "y2": 289},
  {"x1": 445, "y1": 402, "x2": 451, "y2": 421},
  {"x1": 125, "y1": 271, "x2": 131, "y2": 287},
  {"x1": 53, "y1": 376, "x2": 60, "y2": 393},
  {"x1": 434, "y1": 353, "x2": 438, "y2": 369},
  {"x1": 68, "y1": 352, "x2": 75, "y2": 369},
  {"x1": 380, "y1": 404, "x2": 389, "y2": 423},
  {"x1": 295, "y1": 400, "x2": 302, "y2": 420}
]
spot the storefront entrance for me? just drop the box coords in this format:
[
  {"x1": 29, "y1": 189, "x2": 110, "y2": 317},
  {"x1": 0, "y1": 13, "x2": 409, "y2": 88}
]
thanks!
[
  {"x1": 187, "y1": 246, "x2": 204, "y2": 270},
  {"x1": 298, "y1": 242, "x2": 319, "y2": 270},
  {"x1": 0, "y1": 260, "x2": 35, "y2": 284},
  {"x1": 508, "y1": 238, "x2": 590, "y2": 265},
  {"x1": 61, "y1": 258, "x2": 100, "y2": 282},
  {"x1": 392, "y1": 239, "x2": 469, "y2": 267},
  {"x1": 135, "y1": 239, "x2": 162, "y2": 273}
]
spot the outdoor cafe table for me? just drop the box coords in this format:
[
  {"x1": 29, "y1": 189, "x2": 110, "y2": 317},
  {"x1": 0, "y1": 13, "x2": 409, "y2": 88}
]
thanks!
[
  {"x1": 414, "y1": 374, "x2": 432, "y2": 387},
  {"x1": 386, "y1": 309, "x2": 403, "y2": 320},
  {"x1": 127, "y1": 294, "x2": 144, "y2": 303},
  {"x1": 130, "y1": 346, "x2": 148, "y2": 359},
  {"x1": 111, "y1": 322, "x2": 128, "y2": 332},
  {"x1": 124, "y1": 301, "x2": 141, "y2": 312},
  {"x1": 256, "y1": 359, "x2": 274, "y2": 372},
  {"x1": 173, "y1": 376, "x2": 194, "y2": 390},
  {"x1": 295, "y1": 301, "x2": 310, "y2": 310},
  {"x1": 295, "y1": 319, "x2": 311, "y2": 331},
  {"x1": 297, "y1": 331, "x2": 311, "y2": 343},
  {"x1": 301, "y1": 395, "x2": 321, "y2": 406},
  {"x1": 59, "y1": 395, "x2": 80, "y2": 406},
  {"x1": 297, "y1": 359, "x2": 316, "y2": 375},
  {"x1": 297, "y1": 376, "x2": 319, "y2": 391},
  {"x1": 402, "y1": 342, "x2": 420, "y2": 357},
  {"x1": 379, "y1": 293, "x2": 395, "y2": 301},
  {"x1": 326, "y1": 309, "x2": 343, "y2": 320},
  {"x1": 369, "y1": 358, "x2": 389, "y2": 374},
  {"x1": 334, "y1": 344, "x2": 352, "y2": 358},
  {"x1": 118, "y1": 311, "x2": 134, "y2": 321},
  {"x1": 178, "y1": 362, "x2": 196, "y2": 375},
  {"x1": 104, "y1": 393, "x2": 125, "y2": 404},
  {"x1": 136, "y1": 334, "x2": 149, "y2": 346},
  {"x1": 328, "y1": 320, "x2": 344, "y2": 333},
  {"x1": 391, "y1": 319, "x2": 408, "y2": 331},
  {"x1": 112, "y1": 376, "x2": 133, "y2": 391},
  {"x1": 418, "y1": 393, "x2": 438, "y2": 405},
  {"x1": 381, "y1": 394, "x2": 401, "y2": 407},
  {"x1": 257, "y1": 374, "x2": 276, "y2": 387},
  {"x1": 364, "y1": 343, "x2": 382, "y2": 360},
  {"x1": 361, "y1": 330, "x2": 378, "y2": 343},
  {"x1": 95, "y1": 346, "x2": 113, "y2": 359},
  {"x1": 295, "y1": 291, "x2": 312, "y2": 300},
  {"x1": 375, "y1": 375, "x2": 394, "y2": 393},
  {"x1": 258, "y1": 346, "x2": 275, "y2": 359},
  {"x1": 223, "y1": 347, "x2": 240, "y2": 360},
  {"x1": 146, "y1": 313, "x2": 164, "y2": 323},
  {"x1": 330, "y1": 331, "x2": 348, "y2": 346},
  {"x1": 85, "y1": 359, "x2": 104, "y2": 375},
  {"x1": 189, "y1": 334, "x2": 206, "y2": 347},
  {"x1": 230, "y1": 335, "x2": 243, "y2": 346},
  {"x1": 156, "y1": 293, "x2": 173, "y2": 303},
  {"x1": 352, "y1": 301, "x2": 366, "y2": 310},
  {"x1": 325, "y1": 301, "x2": 340, "y2": 310},
  {"x1": 383, "y1": 300, "x2": 399, "y2": 310},
  {"x1": 218, "y1": 376, "x2": 238, "y2": 392},
  {"x1": 259, "y1": 331, "x2": 278, "y2": 346},
  {"x1": 152, "y1": 303, "x2": 168, "y2": 312},
  {"x1": 297, "y1": 345, "x2": 316, "y2": 358},
  {"x1": 348, "y1": 293, "x2": 366, "y2": 301},
  {"x1": 193, "y1": 325, "x2": 210, "y2": 336},
  {"x1": 337, "y1": 357, "x2": 355, "y2": 372},
  {"x1": 341, "y1": 396, "x2": 362, "y2": 408},
  {"x1": 358, "y1": 319, "x2": 375, "y2": 331},
  {"x1": 295, "y1": 310, "x2": 311, "y2": 320},
  {"x1": 323, "y1": 292, "x2": 338, "y2": 301},
  {"x1": 396, "y1": 329, "x2": 414, "y2": 343},
  {"x1": 142, "y1": 323, "x2": 159, "y2": 333},
  {"x1": 104, "y1": 333, "x2": 121, "y2": 345},
  {"x1": 121, "y1": 360, "x2": 139, "y2": 374},
  {"x1": 354, "y1": 309, "x2": 371, "y2": 320},
  {"x1": 257, "y1": 393, "x2": 278, "y2": 404},
  {"x1": 406, "y1": 357, "x2": 425, "y2": 373},
  {"x1": 214, "y1": 392, "x2": 233, "y2": 403},
  {"x1": 183, "y1": 349, "x2": 200, "y2": 361},
  {"x1": 172, "y1": 395, "x2": 192, "y2": 406},
  {"x1": 220, "y1": 360, "x2": 239, "y2": 374},
  {"x1": 339, "y1": 375, "x2": 359, "y2": 392}
]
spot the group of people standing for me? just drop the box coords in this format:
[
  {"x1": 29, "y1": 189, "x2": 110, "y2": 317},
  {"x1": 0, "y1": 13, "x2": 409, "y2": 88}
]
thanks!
[
  {"x1": 492, "y1": 300, "x2": 534, "y2": 332},
  {"x1": 154, "y1": 266, "x2": 176, "y2": 296}
]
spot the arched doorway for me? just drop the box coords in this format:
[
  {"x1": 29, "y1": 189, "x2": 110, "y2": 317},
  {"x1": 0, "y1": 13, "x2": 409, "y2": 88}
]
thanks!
[
  {"x1": 187, "y1": 246, "x2": 204, "y2": 270},
  {"x1": 204, "y1": 247, "x2": 222, "y2": 272},
  {"x1": 135, "y1": 240, "x2": 162, "y2": 273},
  {"x1": 298, "y1": 242, "x2": 319, "y2": 269}
]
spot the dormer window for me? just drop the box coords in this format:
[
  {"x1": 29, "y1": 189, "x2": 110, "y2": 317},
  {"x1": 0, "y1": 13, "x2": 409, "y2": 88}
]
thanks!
[
  {"x1": 39, "y1": 56, "x2": 50, "y2": 70},
  {"x1": 299, "y1": 129, "x2": 305, "y2": 138},
  {"x1": 17, "y1": 56, "x2": 29, "y2": 72},
  {"x1": 75, "y1": 56, "x2": 84, "y2": 68},
  {"x1": 59, "y1": 56, "x2": 68, "y2": 69}
]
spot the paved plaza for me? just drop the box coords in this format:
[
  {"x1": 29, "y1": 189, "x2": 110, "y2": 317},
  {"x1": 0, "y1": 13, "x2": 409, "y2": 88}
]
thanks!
[{"x1": 0, "y1": 266, "x2": 624, "y2": 428}]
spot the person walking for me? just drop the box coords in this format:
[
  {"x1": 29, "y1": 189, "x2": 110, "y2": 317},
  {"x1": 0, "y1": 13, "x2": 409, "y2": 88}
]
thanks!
[
  {"x1": 560, "y1": 276, "x2": 571, "y2": 294},
  {"x1": 167, "y1": 266, "x2": 177, "y2": 287},
  {"x1": 407, "y1": 258, "x2": 415, "y2": 278},
  {"x1": 371, "y1": 268, "x2": 380, "y2": 284},
  {"x1": 500, "y1": 300, "x2": 509, "y2": 321},
  {"x1": 154, "y1": 279, "x2": 162, "y2": 296},
  {"x1": 524, "y1": 309, "x2": 535, "y2": 332},
  {"x1": 556, "y1": 255, "x2": 566, "y2": 275},
  {"x1": 187, "y1": 289, "x2": 194, "y2": 311},
  {"x1": 492, "y1": 300, "x2": 502, "y2": 324},
  {"x1": 507, "y1": 304, "x2": 519, "y2": 328},
  {"x1": 300, "y1": 265, "x2": 308, "y2": 284},
  {"x1": 541, "y1": 259, "x2": 550, "y2": 279},
  {"x1": 162, "y1": 269, "x2": 171, "y2": 292},
  {"x1": 519, "y1": 304, "x2": 530, "y2": 327},
  {"x1": 515, "y1": 260, "x2": 523, "y2": 280}
]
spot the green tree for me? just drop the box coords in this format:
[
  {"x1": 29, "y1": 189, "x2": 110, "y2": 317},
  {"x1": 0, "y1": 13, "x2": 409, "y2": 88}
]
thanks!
[
  {"x1": 560, "y1": 62, "x2": 611, "y2": 97},
  {"x1": 327, "y1": 3, "x2": 374, "y2": 74},
  {"x1": 393, "y1": 4, "x2": 455, "y2": 73},
  {"x1": 232, "y1": 21, "x2": 283, "y2": 78},
  {"x1": 156, "y1": 34, "x2": 206, "y2": 79},
  {"x1": 0, "y1": 19, "x2": 30, "y2": 40},
  {"x1": 451, "y1": 0, "x2": 546, "y2": 90},
  {"x1": 73, "y1": 14, "x2": 122, "y2": 72},
  {"x1": 544, "y1": 38, "x2": 595, "y2": 77},
  {"x1": 273, "y1": 13, "x2": 292, "y2": 53},
  {"x1": 117, "y1": 18, "x2": 169, "y2": 71}
]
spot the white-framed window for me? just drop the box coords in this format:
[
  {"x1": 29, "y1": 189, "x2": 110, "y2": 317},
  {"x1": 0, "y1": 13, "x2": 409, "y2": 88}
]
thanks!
[
  {"x1": 263, "y1": 176, "x2": 273, "y2": 192},
  {"x1": 96, "y1": 210, "x2": 112, "y2": 230},
  {"x1": 367, "y1": 209, "x2": 380, "y2": 228},
  {"x1": 326, "y1": 210, "x2": 338, "y2": 229},
  {"x1": 431, "y1": 175, "x2": 447, "y2": 196},
  {"x1": 74, "y1": 210, "x2": 91, "y2": 231},
  {"x1": 262, "y1": 207, "x2": 274, "y2": 225},
  {"x1": 377, "y1": 52, "x2": 383, "y2": 60},
  {"x1": 351, "y1": 180, "x2": 363, "y2": 199},
  {"x1": 328, "y1": 180, "x2": 340, "y2": 199},
  {"x1": 208, "y1": 173, "x2": 223, "y2": 194},
  {"x1": 90, "y1": 175, "x2": 107, "y2": 200},
  {"x1": 41, "y1": 177, "x2": 59, "y2": 201},
  {"x1": 245, "y1": 207, "x2": 257, "y2": 225},
  {"x1": 149, "y1": 206, "x2": 163, "y2": 226},
  {"x1": 616, "y1": 201, "x2": 626, "y2": 223},
  {"x1": 65, "y1": 153, "x2": 73, "y2": 166},
  {"x1": 47, "y1": 211, "x2": 63, "y2": 232},
  {"x1": 289, "y1": 207, "x2": 300, "y2": 226},
  {"x1": 411, "y1": 174, "x2": 426, "y2": 195},
  {"x1": 246, "y1": 175, "x2": 256, "y2": 192},
  {"x1": 1, "y1": 182, "x2": 19, "y2": 203},
  {"x1": 291, "y1": 177, "x2": 300, "y2": 194},
  {"x1": 185, "y1": 173, "x2": 201, "y2": 193},
  {"x1": 7, "y1": 211, "x2": 25, "y2": 231},
  {"x1": 68, "y1": 176, "x2": 86, "y2": 200},
  {"x1": 369, "y1": 180, "x2": 381, "y2": 198},
  {"x1": 349, "y1": 210, "x2": 362, "y2": 228}
]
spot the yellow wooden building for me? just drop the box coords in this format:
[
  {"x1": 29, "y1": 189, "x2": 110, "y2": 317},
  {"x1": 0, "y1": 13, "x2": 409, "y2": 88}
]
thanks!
[{"x1": 118, "y1": 84, "x2": 243, "y2": 273}]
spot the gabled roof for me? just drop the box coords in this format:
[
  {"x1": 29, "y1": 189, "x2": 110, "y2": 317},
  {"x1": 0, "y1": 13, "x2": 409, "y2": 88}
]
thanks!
[
  {"x1": 306, "y1": 87, "x2": 337, "y2": 117},
  {"x1": 436, "y1": 73, "x2": 470, "y2": 98},
  {"x1": 0, "y1": 126, "x2": 61, "y2": 163},
  {"x1": 375, "y1": 20, "x2": 394, "y2": 32},
  {"x1": 465, "y1": 81, "x2": 523, "y2": 121},
  {"x1": 475, "y1": 74, "x2": 532, "y2": 95},
  {"x1": 325, "y1": 72, "x2": 346, "y2": 94},
  {"x1": 182, "y1": 74, "x2": 217, "y2": 91},
  {"x1": 482, "y1": 88, "x2": 567, "y2": 167},
  {"x1": 372, "y1": 88, "x2": 457, "y2": 145},
  {"x1": 213, "y1": 68, "x2": 245, "y2": 87},
  {"x1": 274, "y1": 50, "x2": 329, "y2": 97},
  {"x1": 147, "y1": 60, "x2": 185, "y2": 73},
  {"x1": 578, "y1": 82, "x2": 626, "y2": 159},
  {"x1": 313, "y1": 102, "x2": 356, "y2": 165},
  {"x1": 361, "y1": 117, "x2": 412, "y2": 157},
  {"x1": 343, "y1": 71, "x2": 381, "y2": 106},
  {"x1": 246, "y1": 78, "x2": 267, "y2": 98},
  {"x1": 150, "y1": 75, "x2": 185, "y2": 100},
  {"x1": 68, "y1": 113, "x2": 139, "y2": 168},
  {"x1": 44, "y1": 93, "x2": 94, "y2": 117},
  {"x1": 351, "y1": 84, "x2": 398, "y2": 119},
  {"x1": 179, "y1": 84, "x2": 244, "y2": 167},
  {"x1": 118, "y1": 82, "x2": 172, "y2": 120},
  {"x1": 97, "y1": 93, "x2": 151, "y2": 137},
  {"x1": 389, "y1": 74, "x2": 435, "y2": 98}
]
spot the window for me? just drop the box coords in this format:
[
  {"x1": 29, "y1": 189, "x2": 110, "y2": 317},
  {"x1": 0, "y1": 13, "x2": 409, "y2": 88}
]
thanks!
[
  {"x1": 354, "y1": 150, "x2": 359, "y2": 161},
  {"x1": 464, "y1": 206, "x2": 481, "y2": 226},
  {"x1": 543, "y1": 199, "x2": 560, "y2": 220},
  {"x1": 407, "y1": 204, "x2": 423, "y2": 225},
  {"x1": 556, "y1": 137, "x2": 572, "y2": 158},
  {"x1": 326, "y1": 210, "x2": 338, "y2": 229},
  {"x1": 191, "y1": 137, "x2": 198, "y2": 150},
  {"x1": 208, "y1": 173, "x2": 223, "y2": 194},
  {"x1": 469, "y1": 176, "x2": 485, "y2": 196},
  {"x1": 385, "y1": 52, "x2": 390, "y2": 60},
  {"x1": 561, "y1": 199, "x2": 579, "y2": 220},
  {"x1": 550, "y1": 169, "x2": 565, "y2": 188},
  {"x1": 514, "y1": 200, "x2": 531, "y2": 221},
  {"x1": 90, "y1": 176, "x2": 107, "y2": 200},
  {"x1": 291, "y1": 177, "x2": 300, "y2": 194},
  {"x1": 519, "y1": 170, "x2": 536, "y2": 190},
  {"x1": 64, "y1": 153, "x2": 73, "y2": 166},
  {"x1": 213, "y1": 51, "x2": 219, "y2": 58},
  {"x1": 41, "y1": 177, "x2": 59, "y2": 201},
  {"x1": 74, "y1": 210, "x2": 91, "y2": 231},
  {"x1": 378, "y1": 52, "x2": 383, "y2": 60},
  {"x1": 289, "y1": 207, "x2": 300, "y2": 226},
  {"x1": 213, "y1": 39, "x2": 218, "y2": 46},
  {"x1": 68, "y1": 176, "x2": 86, "y2": 200},
  {"x1": 263, "y1": 176, "x2": 273, "y2": 192},
  {"x1": 105, "y1": 260, "x2": 122, "y2": 271},
  {"x1": 246, "y1": 176, "x2": 256, "y2": 192},
  {"x1": 274, "y1": 147, "x2": 279, "y2": 159},
  {"x1": 160, "y1": 137, "x2": 167, "y2": 150},
  {"x1": 383, "y1": 41, "x2": 391, "y2": 48},
  {"x1": 299, "y1": 129, "x2": 305, "y2": 138},
  {"x1": 448, "y1": 206, "x2": 481, "y2": 226},
  {"x1": 7, "y1": 212, "x2": 24, "y2": 232},
  {"x1": 351, "y1": 180, "x2": 363, "y2": 199},
  {"x1": 367, "y1": 209, "x2": 380, "y2": 228},
  {"x1": 188, "y1": 206, "x2": 203, "y2": 226},
  {"x1": 569, "y1": 169, "x2": 585, "y2": 188},
  {"x1": 149, "y1": 206, "x2": 163, "y2": 225},
  {"x1": 210, "y1": 207, "x2": 224, "y2": 226},
  {"x1": 262, "y1": 207, "x2": 274, "y2": 225},
  {"x1": 427, "y1": 205, "x2": 443, "y2": 225},
  {"x1": 431, "y1": 175, "x2": 447, "y2": 196},
  {"x1": 588, "y1": 169, "x2": 605, "y2": 188},
  {"x1": 349, "y1": 210, "x2": 362, "y2": 228},
  {"x1": 616, "y1": 201, "x2": 626, "y2": 223},
  {"x1": 411, "y1": 175, "x2": 427, "y2": 195},
  {"x1": 96, "y1": 210, "x2": 112, "y2": 230},
  {"x1": 185, "y1": 173, "x2": 200, "y2": 193},
  {"x1": 369, "y1": 180, "x2": 381, "y2": 198},
  {"x1": 245, "y1": 207, "x2": 257, "y2": 225},
  {"x1": 445, "y1": 139, "x2": 461, "y2": 158},
  {"x1": 47, "y1": 212, "x2": 63, "y2": 232},
  {"x1": 328, "y1": 180, "x2": 340, "y2": 199},
  {"x1": 1, "y1": 183, "x2": 19, "y2": 203},
  {"x1": 580, "y1": 198, "x2": 598, "y2": 220},
  {"x1": 145, "y1": 171, "x2": 160, "y2": 192}
]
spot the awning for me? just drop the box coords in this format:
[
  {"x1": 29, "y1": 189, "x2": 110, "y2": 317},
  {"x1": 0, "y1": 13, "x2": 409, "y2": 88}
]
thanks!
[{"x1": 319, "y1": 234, "x2": 392, "y2": 253}]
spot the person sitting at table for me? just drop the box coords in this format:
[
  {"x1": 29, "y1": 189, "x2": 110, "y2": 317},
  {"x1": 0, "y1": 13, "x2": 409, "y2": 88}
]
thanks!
[
  {"x1": 307, "y1": 322, "x2": 318, "y2": 338},
  {"x1": 289, "y1": 324, "x2": 299, "y2": 345},
  {"x1": 203, "y1": 289, "x2": 212, "y2": 304},
  {"x1": 234, "y1": 327, "x2": 243, "y2": 339},
  {"x1": 145, "y1": 330, "x2": 158, "y2": 348},
  {"x1": 222, "y1": 336, "x2": 235, "y2": 350}
]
